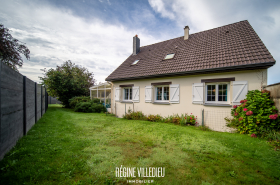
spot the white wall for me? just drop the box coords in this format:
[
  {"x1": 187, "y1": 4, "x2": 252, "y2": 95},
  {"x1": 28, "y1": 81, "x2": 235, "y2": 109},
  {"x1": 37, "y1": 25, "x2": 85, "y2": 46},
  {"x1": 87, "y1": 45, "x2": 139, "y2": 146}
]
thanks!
[{"x1": 110, "y1": 69, "x2": 267, "y2": 131}]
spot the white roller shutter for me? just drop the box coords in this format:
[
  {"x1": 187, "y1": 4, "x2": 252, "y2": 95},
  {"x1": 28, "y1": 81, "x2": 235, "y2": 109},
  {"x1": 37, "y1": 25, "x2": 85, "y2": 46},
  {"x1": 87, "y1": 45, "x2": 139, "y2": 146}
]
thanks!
[
  {"x1": 132, "y1": 86, "x2": 140, "y2": 102},
  {"x1": 170, "y1": 84, "x2": 180, "y2": 103},
  {"x1": 145, "y1": 86, "x2": 153, "y2": 103},
  {"x1": 192, "y1": 83, "x2": 204, "y2": 104},
  {"x1": 115, "y1": 87, "x2": 120, "y2": 102},
  {"x1": 232, "y1": 81, "x2": 248, "y2": 105}
]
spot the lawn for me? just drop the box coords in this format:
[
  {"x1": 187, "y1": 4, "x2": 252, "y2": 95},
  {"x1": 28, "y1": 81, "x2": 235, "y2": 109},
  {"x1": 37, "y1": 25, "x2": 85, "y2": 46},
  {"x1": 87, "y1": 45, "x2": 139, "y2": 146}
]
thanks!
[{"x1": 0, "y1": 105, "x2": 279, "y2": 185}]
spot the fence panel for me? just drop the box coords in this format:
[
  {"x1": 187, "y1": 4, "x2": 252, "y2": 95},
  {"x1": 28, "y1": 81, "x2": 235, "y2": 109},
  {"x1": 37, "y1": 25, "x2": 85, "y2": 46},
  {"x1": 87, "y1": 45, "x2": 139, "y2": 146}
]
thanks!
[
  {"x1": 26, "y1": 78, "x2": 36, "y2": 132},
  {"x1": 42, "y1": 87, "x2": 45, "y2": 115},
  {"x1": 0, "y1": 63, "x2": 24, "y2": 159},
  {"x1": 202, "y1": 109, "x2": 235, "y2": 132},
  {"x1": 36, "y1": 84, "x2": 41, "y2": 121},
  {"x1": 0, "y1": 63, "x2": 48, "y2": 160}
]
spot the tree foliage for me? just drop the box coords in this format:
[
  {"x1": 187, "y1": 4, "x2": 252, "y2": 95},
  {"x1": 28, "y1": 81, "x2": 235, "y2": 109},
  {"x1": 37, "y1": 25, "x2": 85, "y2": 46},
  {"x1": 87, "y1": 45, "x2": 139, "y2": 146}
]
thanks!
[
  {"x1": 41, "y1": 60, "x2": 95, "y2": 107},
  {"x1": 0, "y1": 24, "x2": 30, "y2": 71}
]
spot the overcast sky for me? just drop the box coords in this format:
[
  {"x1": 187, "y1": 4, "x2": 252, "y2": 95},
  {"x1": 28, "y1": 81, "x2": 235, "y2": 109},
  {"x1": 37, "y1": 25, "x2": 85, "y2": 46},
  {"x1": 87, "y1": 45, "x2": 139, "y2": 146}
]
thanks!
[{"x1": 1, "y1": 0, "x2": 280, "y2": 84}]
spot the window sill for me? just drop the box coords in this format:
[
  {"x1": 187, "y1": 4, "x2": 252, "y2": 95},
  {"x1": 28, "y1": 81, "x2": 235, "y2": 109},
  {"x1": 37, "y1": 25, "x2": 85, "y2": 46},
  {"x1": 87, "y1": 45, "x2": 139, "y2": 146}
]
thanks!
[
  {"x1": 153, "y1": 102, "x2": 170, "y2": 105},
  {"x1": 204, "y1": 103, "x2": 232, "y2": 107},
  {"x1": 121, "y1": 101, "x2": 133, "y2": 103}
]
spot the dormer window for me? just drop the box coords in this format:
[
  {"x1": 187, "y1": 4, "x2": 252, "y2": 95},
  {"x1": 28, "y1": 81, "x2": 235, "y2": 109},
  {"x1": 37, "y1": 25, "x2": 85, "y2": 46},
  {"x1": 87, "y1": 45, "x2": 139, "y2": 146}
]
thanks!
[
  {"x1": 164, "y1": 53, "x2": 175, "y2": 60},
  {"x1": 132, "y1": 60, "x2": 139, "y2": 65}
]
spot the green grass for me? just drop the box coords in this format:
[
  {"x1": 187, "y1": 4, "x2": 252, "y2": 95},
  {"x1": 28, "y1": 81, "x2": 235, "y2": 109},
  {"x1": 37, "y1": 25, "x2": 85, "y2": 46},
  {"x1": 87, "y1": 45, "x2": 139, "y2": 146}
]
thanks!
[{"x1": 0, "y1": 105, "x2": 280, "y2": 185}]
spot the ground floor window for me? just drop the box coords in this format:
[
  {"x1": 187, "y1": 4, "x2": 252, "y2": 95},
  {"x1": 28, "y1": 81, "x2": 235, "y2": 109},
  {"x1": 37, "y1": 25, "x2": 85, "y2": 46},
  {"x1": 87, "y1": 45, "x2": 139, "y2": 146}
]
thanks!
[
  {"x1": 206, "y1": 83, "x2": 229, "y2": 103},
  {"x1": 123, "y1": 88, "x2": 132, "y2": 101},
  {"x1": 155, "y1": 86, "x2": 169, "y2": 101}
]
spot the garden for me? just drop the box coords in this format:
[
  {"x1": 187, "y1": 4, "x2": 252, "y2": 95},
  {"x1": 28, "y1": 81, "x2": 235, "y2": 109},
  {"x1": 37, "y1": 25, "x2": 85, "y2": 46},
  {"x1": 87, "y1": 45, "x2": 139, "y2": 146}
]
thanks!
[{"x1": 0, "y1": 104, "x2": 280, "y2": 185}]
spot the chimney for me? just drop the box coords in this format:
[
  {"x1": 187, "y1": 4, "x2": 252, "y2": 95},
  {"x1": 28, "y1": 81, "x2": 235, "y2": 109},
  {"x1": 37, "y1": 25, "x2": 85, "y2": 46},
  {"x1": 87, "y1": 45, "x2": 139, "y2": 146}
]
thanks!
[
  {"x1": 133, "y1": 35, "x2": 140, "y2": 55},
  {"x1": 184, "y1": 26, "x2": 190, "y2": 40}
]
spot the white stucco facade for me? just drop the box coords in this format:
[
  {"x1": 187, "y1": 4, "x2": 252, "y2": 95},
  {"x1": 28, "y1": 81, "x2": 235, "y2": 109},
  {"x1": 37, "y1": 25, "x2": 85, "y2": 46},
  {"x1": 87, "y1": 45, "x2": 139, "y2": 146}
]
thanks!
[{"x1": 109, "y1": 69, "x2": 267, "y2": 131}]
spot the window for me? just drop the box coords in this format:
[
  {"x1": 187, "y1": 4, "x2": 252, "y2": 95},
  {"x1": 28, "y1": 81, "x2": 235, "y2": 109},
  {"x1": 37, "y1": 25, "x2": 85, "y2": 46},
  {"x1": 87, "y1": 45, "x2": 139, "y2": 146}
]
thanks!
[
  {"x1": 205, "y1": 83, "x2": 229, "y2": 104},
  {"x1": 155, "y1": 86, "x2": 169, "y2": 102},
  {"x1": 123, "y1": 87, "x2": 132, "y2": 101},
  {"x1": 131, "y1": 60, "x2": 139, "y2": 65},
  {"x1": 164, "y1": 53, "x2": 175, "y2": 60}
]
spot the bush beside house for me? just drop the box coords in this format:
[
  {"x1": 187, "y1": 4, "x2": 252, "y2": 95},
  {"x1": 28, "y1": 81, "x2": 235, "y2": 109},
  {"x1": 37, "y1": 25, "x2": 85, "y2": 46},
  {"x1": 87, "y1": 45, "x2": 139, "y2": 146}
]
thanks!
[
  {"x1": 123, "y1": 109, "x2": 198, "y2": 126},
  {"x1": 69, "y1": 96, "x2": 107, "y2": 113},
  {"x1": 225, "y1": 90, "x2": 280, "y2": 148}
]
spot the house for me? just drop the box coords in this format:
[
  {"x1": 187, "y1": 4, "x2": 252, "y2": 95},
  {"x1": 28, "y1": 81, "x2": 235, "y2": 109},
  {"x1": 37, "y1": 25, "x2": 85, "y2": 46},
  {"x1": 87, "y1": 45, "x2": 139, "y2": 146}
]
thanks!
[{"x1": 105, "y1": 20, "x2": 275, "y2": 131}]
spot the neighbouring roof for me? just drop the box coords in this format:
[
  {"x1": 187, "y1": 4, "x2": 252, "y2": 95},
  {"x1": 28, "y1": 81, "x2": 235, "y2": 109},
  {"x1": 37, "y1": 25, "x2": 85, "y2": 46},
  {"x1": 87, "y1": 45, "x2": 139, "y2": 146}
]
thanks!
[{"x1": 106, "y1": 20, "x2": 275, "y2": 81}]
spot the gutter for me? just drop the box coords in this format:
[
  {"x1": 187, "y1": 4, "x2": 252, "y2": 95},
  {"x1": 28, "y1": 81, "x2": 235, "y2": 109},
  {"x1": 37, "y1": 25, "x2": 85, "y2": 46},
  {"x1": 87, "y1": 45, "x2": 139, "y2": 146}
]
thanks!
[{"x1": 106, "y1": 61, "x2": 275, "y2": 82}]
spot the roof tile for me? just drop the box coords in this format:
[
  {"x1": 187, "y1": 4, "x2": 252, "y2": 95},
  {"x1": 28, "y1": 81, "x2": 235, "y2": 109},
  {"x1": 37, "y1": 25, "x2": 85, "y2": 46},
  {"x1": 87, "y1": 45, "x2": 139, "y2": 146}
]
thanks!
[{"x1": 106, "y1": 20, "x2": 275, "y2": 81}]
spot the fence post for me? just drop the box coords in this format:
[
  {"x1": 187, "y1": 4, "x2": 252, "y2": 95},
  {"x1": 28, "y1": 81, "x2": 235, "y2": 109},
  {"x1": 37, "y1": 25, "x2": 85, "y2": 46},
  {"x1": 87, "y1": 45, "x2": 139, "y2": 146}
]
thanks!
[
  {"x1": 35, "y1": 82, "x2": 37, "y2": 123},
  {"x1": 202, "y1": 109, "x2": 204, "y2": 126},
  {"x1": 23, "y1": 76, "x2": 26, "y2": 135},
  {"x1": 41, "y1": 85, "x2": 43, "y2": 117},
  {"x1": 0, "y1": 63, "x2": 2, "y2": 143},
  {"x1": 45, "y1": 88, "x2": 47, "y2": 110}
]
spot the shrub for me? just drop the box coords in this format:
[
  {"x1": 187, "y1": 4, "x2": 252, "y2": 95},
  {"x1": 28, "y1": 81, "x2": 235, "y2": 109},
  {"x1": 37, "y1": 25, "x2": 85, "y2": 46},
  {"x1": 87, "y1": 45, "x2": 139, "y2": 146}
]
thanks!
[
  {"x1": 146, "y1": 114, "x2": 162, "y2": 122},
  {"x1": 122, "y1": 111, "x2": 199, "y2": 127},
  {"x1": 186, "y1": 114, "x2": 196, "y2": 125},
  {"x1": 69, "y1": 96, "x2": 90, "y2": 108},
  {"x1": 69, "y1": 96, "x2": 102, "y2": 109},
  {"x1": 123, "y1": 110, "x2": 146, "y2": 120},
  {"x1": 74, "y1": 102, "x2": 106, "y2": 113},
  {"x1": 225, "y1": 90, "x2": 280, "y2": 136}
]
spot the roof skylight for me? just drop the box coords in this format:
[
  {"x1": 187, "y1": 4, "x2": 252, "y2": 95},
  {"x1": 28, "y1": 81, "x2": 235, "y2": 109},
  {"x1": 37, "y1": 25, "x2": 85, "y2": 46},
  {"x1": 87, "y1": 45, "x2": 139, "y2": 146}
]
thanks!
[
  {"x1": 164, "y1": 53, "x2": 175, "y2": 60},
  {"x1": 132, "y1": 60, "x2": 139, "y2": 65}
]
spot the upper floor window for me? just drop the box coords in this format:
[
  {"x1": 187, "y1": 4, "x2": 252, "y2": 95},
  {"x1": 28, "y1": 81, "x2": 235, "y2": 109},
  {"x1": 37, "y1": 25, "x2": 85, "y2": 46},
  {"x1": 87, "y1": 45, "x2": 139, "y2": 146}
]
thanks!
[
  {"x1": 164, "y1": 53, "x2": 175, "y2": 60},
  {"x1": 131, "y1": 60, "x2": 139, "y2": 65}
]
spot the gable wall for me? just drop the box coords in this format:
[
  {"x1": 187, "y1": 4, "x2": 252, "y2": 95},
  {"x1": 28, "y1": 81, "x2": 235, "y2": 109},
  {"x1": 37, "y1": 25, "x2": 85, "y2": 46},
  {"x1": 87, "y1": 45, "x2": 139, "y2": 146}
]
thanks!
[{"x1": 110, "y1": 69, "x2": 267, "y2": 131}]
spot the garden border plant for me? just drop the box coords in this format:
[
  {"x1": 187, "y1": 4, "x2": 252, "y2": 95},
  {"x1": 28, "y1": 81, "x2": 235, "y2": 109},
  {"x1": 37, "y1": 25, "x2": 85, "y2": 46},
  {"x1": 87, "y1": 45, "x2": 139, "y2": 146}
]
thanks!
[{"x1": 123, "y1": 108, "x2": 199, "y2": 127}]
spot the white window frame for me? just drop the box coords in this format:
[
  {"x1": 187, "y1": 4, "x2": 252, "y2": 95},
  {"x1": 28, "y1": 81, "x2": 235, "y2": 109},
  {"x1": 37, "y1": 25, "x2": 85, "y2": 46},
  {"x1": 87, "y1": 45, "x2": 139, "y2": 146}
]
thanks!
[
  {"x1": 205, "y1": 82, "x2": 230, "y2": 104},
  {"x1": 154, "y1": 85, "x2": 169, "y2": 102},
  {"x1": 123, "y1": 87, "x2": 132, "y2": 101}
]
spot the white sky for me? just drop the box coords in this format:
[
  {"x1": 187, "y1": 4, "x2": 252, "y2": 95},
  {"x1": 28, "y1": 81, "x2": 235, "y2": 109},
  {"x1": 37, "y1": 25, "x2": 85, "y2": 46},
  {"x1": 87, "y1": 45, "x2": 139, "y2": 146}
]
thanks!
[{"x1": 0, "y1": 0, "x2": 279, "y2": 84}]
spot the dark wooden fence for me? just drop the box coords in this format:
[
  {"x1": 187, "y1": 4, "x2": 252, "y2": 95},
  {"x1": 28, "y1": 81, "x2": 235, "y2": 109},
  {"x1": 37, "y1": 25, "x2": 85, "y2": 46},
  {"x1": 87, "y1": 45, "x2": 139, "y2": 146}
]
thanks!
[{"x1": 0, "y1": 62, "x2": 48, "y2": 160}]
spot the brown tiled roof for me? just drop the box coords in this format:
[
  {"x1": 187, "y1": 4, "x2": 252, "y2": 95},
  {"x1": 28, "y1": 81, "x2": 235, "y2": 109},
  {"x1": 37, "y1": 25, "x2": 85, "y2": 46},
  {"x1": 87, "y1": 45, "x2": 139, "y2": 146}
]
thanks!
[{"x1": 106, "y1": 20, "x2": 275, "y2": 81}]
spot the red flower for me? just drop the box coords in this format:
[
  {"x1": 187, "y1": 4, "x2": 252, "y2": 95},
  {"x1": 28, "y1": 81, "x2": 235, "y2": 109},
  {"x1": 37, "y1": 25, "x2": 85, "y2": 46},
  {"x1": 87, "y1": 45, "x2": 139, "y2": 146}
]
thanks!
[
  {"x1": 240, "y1": 100, "x2": 244, "y2": 103},
  {"x1": 251, "y1": 133, "x2": 257, "y2": 138},
  {"x1": 233, "y1": 105, "x2": 237, "y2": 109},
  {"x1": 234, "y1": 112, "x2": 238, "y2": 116},
  {"x1": 191, "y1": 113, "x2": 192, "y2": 114},
  {"x1": 190, "y1": 117, "x2": 192, "y2": 119},
  {"x1": 185, "y1": 117, "x2": 186, "y2": 119},
  {"x1": 196, "y1": 116, "x2": 197, "y2": 117},
  {"x1": 246, "y1": 111, "x2": 253, "y2": 116},
  {"x1": 196, "y1": 122, "x2": 197, "y2": 123},
  {"x1": 269, "y1": 114, "x2": 278, "y2": 120},
  {"x1": 244, "y1": 100, "x2": 247, "y2": 103},
  {"x1": 243, "y1": 108, "x2": 248, "y2": 111}
]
